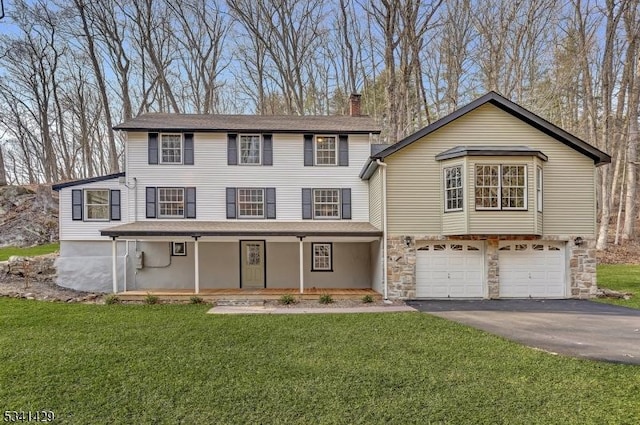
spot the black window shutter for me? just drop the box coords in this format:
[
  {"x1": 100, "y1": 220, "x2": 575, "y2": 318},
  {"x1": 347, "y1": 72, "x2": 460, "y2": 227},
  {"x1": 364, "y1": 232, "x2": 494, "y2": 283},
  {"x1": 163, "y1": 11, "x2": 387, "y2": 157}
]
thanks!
[
  {"x1": 227, "y1": 134, "x2": 238, "y2": 165},
  {"x1": 302, "y1": 188, "x2": 312, "y2": 219},
  {"x1": 266, "y1": 188, "x2": 276, "y2": 219},
  {"x1": 185, "y1": 187, "x2": 196, "y2": 218},
  {"x1": 184, "y1": 133, "x2": 194, "y2": 165},
  {"x1": 146, "y1": 187, "x2": 157, "y2": 218},
  {"x1": 263, "y1": 134, "x2": 273, "y2": 166},
  {"x1": 303, "y1": 134, "x2": 314, "y2": 166},
  {"x1": 341, "y1": 188, "x2": 352, "y2": 219},
  {"x1": 110, "y1": 190, "x2": 121, "y2": 221},
  {"x1": 226, "y1": 188, "x2": 237, "y2": 219},
  {"x1": 148, "y1": 133, "x2": 158, "y2": 164},
  {"x1": 338, "y1": 134, "x2": 349, "y2": 166},
  {"x1": 72, "y1": 189, "x2": 83, "y2": 221}
]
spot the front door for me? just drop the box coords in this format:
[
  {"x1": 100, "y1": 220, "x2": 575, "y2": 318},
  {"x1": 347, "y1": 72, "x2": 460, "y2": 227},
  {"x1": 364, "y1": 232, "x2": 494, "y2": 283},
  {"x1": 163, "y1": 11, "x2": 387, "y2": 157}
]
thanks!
[{"x1": 240, "y1": 241, "x2": 265, "y2": 289}]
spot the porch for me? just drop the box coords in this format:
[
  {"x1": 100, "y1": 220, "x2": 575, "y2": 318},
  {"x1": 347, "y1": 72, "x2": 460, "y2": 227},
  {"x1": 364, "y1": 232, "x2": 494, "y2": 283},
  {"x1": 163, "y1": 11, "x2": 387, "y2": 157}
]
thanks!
[{"x1": 117, "y1": 288, "x2": 380, "y2": 302}]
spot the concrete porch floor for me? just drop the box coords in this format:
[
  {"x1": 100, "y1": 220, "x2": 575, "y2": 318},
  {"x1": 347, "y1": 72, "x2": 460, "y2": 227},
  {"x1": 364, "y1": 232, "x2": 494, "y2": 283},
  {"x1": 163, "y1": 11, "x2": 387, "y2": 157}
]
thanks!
[{"x1": 117, "y1": 288, "x2": 380, "y2": 302}]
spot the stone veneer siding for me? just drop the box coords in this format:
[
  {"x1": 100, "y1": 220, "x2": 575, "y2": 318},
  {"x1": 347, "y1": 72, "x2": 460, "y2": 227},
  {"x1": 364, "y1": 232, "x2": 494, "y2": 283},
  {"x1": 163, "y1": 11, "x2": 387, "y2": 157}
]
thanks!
[{"x1": 385, "y1": 235, "x2": 597, "y2": 300}]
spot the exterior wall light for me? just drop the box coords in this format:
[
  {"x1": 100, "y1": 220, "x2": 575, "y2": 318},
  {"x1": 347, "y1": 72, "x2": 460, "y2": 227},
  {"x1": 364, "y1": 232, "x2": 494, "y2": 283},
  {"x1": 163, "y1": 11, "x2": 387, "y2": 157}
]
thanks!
[
  {"x1": 404, "y1": 236, "x2": 412, "y2": 247},
  {"x1": 574, "y1": 236, "x2": 583, "y2": 246}
]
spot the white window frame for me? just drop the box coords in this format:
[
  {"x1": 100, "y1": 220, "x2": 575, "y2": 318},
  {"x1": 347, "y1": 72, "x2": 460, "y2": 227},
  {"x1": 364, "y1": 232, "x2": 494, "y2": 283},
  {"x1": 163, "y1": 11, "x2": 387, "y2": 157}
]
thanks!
[
  {"x1": 157, "y1": 187, "x2": 185, "y2": 218},
  {"x1": 171, "y1": 242, "x2": 187, "y2": 256},
  {"x1": 312, "y1": 243, "x2": 333, "y2": 271},
  {"x1": 237, "y1": 188, "x2": 265, "y2": 218},
  {"x1": 475, "y1": 164, "x2": 527, "y2": 211},
  {"x1": 444, "y1": 165, "x2": 464, "y2": 212},
  {"x1": 238, "y1": 134, "x2": 262, "y2": 165},
  {"x1": 314, "y1": 135, "x2": 337, "y2": 166},
  {"x1": 84, "y1": 189, "x2": 110, "y2": 221},
  {"x1": 160, "y1": 133, "x2": 183, "y2": 164},
  {"x1": 313, "y1": 188, "x2": 340, "y2": 219},
  {"x1": 537, "y1": 166, "x2": 543, "y2": 212}
]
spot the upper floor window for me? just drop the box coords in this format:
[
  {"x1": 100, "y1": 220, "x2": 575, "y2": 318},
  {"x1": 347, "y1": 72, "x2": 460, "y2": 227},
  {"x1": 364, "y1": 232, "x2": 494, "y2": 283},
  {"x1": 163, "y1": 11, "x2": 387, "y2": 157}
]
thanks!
[
  {"x1": 158, "y1": 187, "x2": 184, "y2": 218},
  {"x1": 237, "y1": 188, "x2": 265, "y2": 218},
  {"x1": 314, "y1": 189, "x2": 340, "y2": 218},
  {"x1": 161, "y1": 134, "x2": 182, "y2": 164},
  {"x1": 84, "y1": 189, "x2": 109, "y2": 221},
  {"x1": 315, "y1": 136, "x2": 337, "y2": 165},
  {"x1": 444, "y1": 166, "x2": 463, "y2": 212},
  {"x1": 239, "y1": 135, "x2": 261, "y2": 165},
  {"x1": 475, "y1": 165, "x2": 526, "y2": 210}
]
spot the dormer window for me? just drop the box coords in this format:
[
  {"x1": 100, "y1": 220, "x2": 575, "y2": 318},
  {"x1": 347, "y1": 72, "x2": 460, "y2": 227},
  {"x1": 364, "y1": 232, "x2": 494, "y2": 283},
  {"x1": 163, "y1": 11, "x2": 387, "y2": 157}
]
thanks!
[{"x1": 160, "y1": 134, "x2": 182, "y2": 164}]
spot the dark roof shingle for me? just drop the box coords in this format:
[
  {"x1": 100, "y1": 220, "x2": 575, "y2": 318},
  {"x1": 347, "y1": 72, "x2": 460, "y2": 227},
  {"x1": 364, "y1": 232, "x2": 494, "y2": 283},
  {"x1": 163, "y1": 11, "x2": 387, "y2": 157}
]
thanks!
[{"x1": 114, "y1": 113, "x2": 381, "y2": 134}]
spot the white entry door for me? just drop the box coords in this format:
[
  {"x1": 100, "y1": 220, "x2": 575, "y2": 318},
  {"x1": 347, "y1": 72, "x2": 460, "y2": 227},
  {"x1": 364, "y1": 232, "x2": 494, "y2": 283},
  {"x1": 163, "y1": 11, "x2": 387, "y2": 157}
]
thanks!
[
  {"x1": 499, "y1": 241, "x2": 566, "y2": 298},
  {"x1": 416, "y1": 242, "x2": 484, "y2": 298},
  {"x1": 241, "y1": 241, "x2": 265, "y2": 289}
]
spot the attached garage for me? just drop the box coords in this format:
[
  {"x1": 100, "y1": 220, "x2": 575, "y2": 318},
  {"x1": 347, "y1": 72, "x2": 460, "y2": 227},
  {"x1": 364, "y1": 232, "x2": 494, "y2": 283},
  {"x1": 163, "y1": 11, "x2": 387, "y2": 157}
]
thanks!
[
  {"x1": 416, "y1": 242, "x2": 484, "y2": 298},
  {"x1": 498, "y1": 241, "x2": 566, "y2": 298}
]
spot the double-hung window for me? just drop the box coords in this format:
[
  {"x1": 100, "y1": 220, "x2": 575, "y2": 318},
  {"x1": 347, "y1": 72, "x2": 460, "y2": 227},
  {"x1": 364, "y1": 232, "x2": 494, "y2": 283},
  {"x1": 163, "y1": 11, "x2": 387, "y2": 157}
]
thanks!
[
  {"x1": 313, "y1": 189, "x2": 340, "y2": 218},
  {"x1": 536, "y1": 166, "x2": 543, "y2": 212},
  {"x1": 237, "y1": 188, "x2": 265, "y2": 218},
  {"x1": 160, "y1": 134, "x2": 182, "y2": 164},
  {"x1": 444, "y1": 166, "x2": 463, "y2": 212},
  {"x1": 475, "y1": 165, "x2": 527, "y2": 210},
  {"x1": 312, "y1": 243, "x2": 333, "y2": 271},
  {"x1": 315, "y1": 136, "x2": 337, "y2": 165},
  {"x1": 239, "y1": 135, "x2": 261, "y2": 165},
  {"x1": 158, "y1": 188, "x2": 185, "y2": 218},
  {"x1": 84, "y1": 189, "x2": 109, "y2": 221}
]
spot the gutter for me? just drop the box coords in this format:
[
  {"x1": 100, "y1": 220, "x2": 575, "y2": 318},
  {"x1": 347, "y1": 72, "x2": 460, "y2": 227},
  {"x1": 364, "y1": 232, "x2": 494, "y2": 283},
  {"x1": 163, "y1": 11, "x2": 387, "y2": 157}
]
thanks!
[{"x1": 376, "y1": 159, "x2": 389, "y2": 301}]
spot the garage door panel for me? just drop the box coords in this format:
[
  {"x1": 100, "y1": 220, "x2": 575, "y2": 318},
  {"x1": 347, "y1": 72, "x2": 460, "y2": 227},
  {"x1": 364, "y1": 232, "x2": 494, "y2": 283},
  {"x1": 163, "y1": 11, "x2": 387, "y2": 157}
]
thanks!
[
  {"x1": 416, "y1": 242, "x2": 484, "y2": 298},
  {"x1": 499, "y1": 241, "x2": 566, "y2": 299}
]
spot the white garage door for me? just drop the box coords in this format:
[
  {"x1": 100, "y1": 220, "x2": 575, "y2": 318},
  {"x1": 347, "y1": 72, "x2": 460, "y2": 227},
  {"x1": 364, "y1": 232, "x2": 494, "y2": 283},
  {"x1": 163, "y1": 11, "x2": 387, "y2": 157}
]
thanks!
[
  {"x1": 416, "y1": 242, "x2": 484, "y2": 298},
  {"x1": 499, "y1": 241, "x2": 566, "y2": 298}
]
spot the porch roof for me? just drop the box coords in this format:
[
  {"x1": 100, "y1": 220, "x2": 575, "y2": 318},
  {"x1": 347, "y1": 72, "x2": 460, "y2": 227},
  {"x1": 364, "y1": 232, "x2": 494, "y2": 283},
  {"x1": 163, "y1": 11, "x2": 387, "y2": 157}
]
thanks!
[{"x1": 101, "y1": 221, "x2": 383, "y2": 238}]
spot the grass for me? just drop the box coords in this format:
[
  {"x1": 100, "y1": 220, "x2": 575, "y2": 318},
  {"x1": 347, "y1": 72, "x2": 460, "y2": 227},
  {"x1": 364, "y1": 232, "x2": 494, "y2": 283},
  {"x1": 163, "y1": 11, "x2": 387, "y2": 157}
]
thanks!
[
  {"x1": 1, "y1": 299, "x2": 639, "y2": 424},
  {"x1": 596, "y1": 264, "x2": 640, "y2": 309},
  {"x1": 0, "y1": 242, "x2": 59, "y2": 261}
]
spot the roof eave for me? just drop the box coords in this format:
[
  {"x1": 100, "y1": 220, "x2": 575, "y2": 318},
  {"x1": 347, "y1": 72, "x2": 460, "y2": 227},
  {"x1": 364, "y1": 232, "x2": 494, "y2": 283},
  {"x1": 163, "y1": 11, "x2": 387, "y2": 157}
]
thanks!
[
  {"x1": 52, "y1": 172, "x2": 125, "y2": 191},
  {"x1": 101, "y1": 229, "x2": 383, "y2": 238}
]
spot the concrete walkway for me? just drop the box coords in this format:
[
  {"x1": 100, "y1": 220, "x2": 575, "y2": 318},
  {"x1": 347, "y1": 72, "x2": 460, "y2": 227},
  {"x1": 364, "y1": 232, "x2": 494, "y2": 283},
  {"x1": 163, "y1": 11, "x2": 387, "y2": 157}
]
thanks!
[
  {"x1": 207, "y1": 305, "x2": 416, "y2": 315},
  {"x1": 407, "y1": 299, "x2": 640, "y2": 365}
]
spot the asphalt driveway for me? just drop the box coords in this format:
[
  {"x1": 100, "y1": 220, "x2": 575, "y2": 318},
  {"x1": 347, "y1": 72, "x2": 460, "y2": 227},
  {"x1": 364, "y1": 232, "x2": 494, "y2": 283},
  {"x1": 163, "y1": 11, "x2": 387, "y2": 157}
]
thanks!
[{"x1": 407, "y1": 299, "x2": 640, "y2": 365}]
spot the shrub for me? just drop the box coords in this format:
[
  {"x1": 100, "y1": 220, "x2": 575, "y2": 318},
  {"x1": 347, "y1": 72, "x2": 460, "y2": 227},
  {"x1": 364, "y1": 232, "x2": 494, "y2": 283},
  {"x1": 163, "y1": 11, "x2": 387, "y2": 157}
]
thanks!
[
  {"x1": 361, "y1": 295, "x2": 374, "y2": 304},
  {"x1": 279, "y1": 294, "x2": 297, "y2": 305},
  {"x1": 319, "y1": 294, "x2": 334, "y2": 304},
  {"x1": 144, "y1": 293, "x2": 159, "y2": 305},
  {"x1": 104, "y1": 294, "x2": 120, "y2": 305},
  {"x1": 189, "y1": 296, "x2": 205, "y2": 305}
]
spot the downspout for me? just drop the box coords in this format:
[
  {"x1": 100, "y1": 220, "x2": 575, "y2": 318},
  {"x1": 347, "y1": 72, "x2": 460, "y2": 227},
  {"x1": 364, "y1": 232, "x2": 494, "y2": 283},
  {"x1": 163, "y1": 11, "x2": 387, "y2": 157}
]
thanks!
[{"x1": 376, "y1": 159, "x2": 389, "y2": 301}]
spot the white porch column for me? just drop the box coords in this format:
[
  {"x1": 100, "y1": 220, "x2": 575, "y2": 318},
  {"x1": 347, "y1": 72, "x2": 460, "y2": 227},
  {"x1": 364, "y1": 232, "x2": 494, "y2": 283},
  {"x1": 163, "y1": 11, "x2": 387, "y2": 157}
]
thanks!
[
  {"x1": 194, "y1": 237, "x2": 200, "y2": 294},
  {"x1": 298, "y1": 236, "x2": 305, "y2": 294},
  {"x1": 111, "y1": 238, "x2": 118, "y2": 294}
]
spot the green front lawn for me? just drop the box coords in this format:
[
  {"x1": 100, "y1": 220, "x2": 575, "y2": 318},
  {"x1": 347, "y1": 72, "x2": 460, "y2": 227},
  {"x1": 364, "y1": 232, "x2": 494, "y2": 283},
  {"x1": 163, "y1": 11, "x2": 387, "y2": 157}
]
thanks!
[
  {"x1": 596, "y1": 264, "x2": 640, "y2": 309},
  {"x1": 0, "y1": 242, "x2": 59, "y2": 261},
  {"x1": 0, "y1": 299, "x2": 638, "y2": 424}
]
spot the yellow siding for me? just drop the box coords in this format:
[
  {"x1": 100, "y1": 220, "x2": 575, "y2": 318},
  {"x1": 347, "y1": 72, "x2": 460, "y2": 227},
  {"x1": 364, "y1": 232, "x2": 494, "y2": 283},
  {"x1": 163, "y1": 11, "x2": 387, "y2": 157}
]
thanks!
[
  {"x1": 386, "y1": 103, "x2": 596, "y2": 237},
  {"x1": 369, "y1": 167, "x2": 382, "y2": 229}
]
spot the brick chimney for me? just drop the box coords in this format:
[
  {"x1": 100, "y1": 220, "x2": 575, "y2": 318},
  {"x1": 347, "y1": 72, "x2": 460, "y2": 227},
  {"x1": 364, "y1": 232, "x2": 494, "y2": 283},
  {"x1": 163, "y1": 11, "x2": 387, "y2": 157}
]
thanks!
[{"x1": 349, "y1": 93, "x2": 362, "y2": 116}]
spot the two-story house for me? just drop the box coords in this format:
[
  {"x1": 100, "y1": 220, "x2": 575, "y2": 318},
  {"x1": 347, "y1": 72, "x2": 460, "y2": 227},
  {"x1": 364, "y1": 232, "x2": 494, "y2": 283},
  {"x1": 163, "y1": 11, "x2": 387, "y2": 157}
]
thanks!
[
  {"x1": 53, "y1": 95, "x2": 383, "y2": 295},
  {"x1": 53, "y1": 92, "x2": 610, "y2": 300}
]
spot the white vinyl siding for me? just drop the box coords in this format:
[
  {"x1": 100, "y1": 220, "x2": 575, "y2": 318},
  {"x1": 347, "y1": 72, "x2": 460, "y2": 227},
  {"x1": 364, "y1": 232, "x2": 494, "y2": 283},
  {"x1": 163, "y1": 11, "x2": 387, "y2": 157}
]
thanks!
[
  {"x1": 384, "y1": 103, "x2": 596, "y2": 237},
  {"x1": 126, "y1": 132, "x2": 370, "y2": 222},
  {"x1": 58, "y1": 178, "x2": 129, "y2": 241}
]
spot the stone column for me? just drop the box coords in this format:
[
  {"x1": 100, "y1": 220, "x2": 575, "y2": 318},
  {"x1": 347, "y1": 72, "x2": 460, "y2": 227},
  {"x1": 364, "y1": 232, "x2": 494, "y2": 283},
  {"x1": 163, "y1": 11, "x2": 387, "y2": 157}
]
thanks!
[
  {"x1": 387, "y1": 236, "x2": 416, "y2": 299},
  {"x1": 486, "y1": 238, "x2": 499, "y2": 298},
  {"x1": 569, "y1": 238, "x2": 597, "y2": 298}
]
